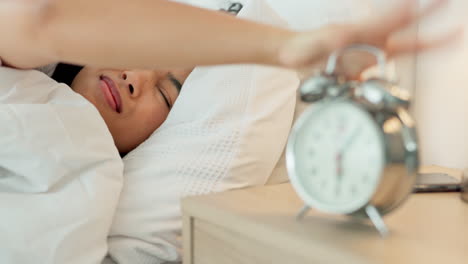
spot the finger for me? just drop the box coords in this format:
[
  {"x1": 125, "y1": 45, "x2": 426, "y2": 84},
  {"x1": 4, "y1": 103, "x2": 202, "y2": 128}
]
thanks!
[
  {"x1": 362, "y1": 0, "x2": 449, "y2": 39},
  {"x1": 360, "y1": 0, "x2": 417, "y2": 36},
  {"x1": 386, "y1": 27, "x2": 463, "y2": 57},
  {"x1": 335, "y1": 52, "x2": 377, "y2": 80},
  {"x1": 418, "y1": 0, "x2": 449, "y2": 21}
]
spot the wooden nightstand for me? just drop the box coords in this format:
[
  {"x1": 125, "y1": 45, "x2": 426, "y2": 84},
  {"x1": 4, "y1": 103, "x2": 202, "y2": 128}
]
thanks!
[{"x1": 182, "y1": 166, "x2": 468, "y2": 264}]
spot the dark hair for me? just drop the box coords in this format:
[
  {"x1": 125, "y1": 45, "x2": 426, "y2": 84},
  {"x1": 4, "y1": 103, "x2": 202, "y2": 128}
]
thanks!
[{"x1": 51, "y1": 63, "x2": 84, "y2": 86}]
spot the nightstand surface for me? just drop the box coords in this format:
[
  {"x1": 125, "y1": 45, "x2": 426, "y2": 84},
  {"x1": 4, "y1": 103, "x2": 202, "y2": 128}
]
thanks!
[{"x1": 182, "y1": 166, "x2": 468, "y2": 264}]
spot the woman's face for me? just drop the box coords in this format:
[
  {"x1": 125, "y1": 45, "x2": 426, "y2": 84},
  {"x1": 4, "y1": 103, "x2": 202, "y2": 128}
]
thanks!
[{"x1": 71, "y1": 66, "x2": 191, "y2": 154}]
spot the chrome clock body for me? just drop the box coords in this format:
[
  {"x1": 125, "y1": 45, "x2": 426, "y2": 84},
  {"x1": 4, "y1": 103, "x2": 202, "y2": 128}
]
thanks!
[
  {"x1": 286, "y1": 100, "x2": 418, "y2": 216},
  {"x1": 287, "y1": 45, "x2": 419, "y2": 236}
]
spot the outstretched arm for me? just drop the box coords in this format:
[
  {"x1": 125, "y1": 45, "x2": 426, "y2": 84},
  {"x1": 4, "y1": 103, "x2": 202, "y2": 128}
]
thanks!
[
  {"x1": 0, "y1": 0, "x2": 458, "y2": 74},
  {"x1": 0, "y1": 0, "x2": 294, "y2": 69}
]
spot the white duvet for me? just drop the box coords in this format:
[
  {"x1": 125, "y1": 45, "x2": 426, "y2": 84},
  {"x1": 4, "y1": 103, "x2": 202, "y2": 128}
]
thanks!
[{"x1": 0, "y1": 67, "x2": 123, "y2": 263}]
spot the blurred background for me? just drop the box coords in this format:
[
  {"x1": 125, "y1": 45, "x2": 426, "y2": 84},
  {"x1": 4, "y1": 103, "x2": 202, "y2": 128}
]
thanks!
[{"x1": 266, "y1": 0, "x2": 468, "y2": 169}]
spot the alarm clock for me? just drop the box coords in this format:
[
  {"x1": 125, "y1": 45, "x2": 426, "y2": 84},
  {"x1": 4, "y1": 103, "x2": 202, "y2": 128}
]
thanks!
[{"x1": 286, "y1": 45, "x2": 419, "y2": 237}]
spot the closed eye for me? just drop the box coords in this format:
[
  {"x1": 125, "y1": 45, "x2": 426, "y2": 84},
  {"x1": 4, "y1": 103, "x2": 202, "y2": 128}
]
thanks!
[{"x1": 157, "y1": 85, "x2": 171, "y2": 109}]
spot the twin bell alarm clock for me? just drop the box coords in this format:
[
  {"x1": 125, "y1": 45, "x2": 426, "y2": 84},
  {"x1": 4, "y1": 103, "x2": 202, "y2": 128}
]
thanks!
[{"x1": 286, "y1": 44, "x2": 419, "y2": 237}]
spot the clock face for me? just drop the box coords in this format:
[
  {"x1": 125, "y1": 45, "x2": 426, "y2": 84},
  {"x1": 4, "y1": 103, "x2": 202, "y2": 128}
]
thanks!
[{"x1": 287, "y1": 101, "x2": 385, "y2": 214}]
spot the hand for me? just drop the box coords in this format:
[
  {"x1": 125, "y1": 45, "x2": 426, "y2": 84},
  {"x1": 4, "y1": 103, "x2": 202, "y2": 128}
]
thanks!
[
  {"x1": 279, "y1": 0, "x2": 462, "y2": 80},
  {"x1": 0, "y1": 0, "x2": 56, "y2": 68}
]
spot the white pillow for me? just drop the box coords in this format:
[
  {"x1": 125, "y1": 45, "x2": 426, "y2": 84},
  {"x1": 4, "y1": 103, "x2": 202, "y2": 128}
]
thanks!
[{"x1": 107, "y1": 0, "x2": 299, "y2": 263}]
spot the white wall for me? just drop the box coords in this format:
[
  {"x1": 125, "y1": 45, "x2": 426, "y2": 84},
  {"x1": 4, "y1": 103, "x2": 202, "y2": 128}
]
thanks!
[
  {"x1": 265, "y1": 0, "x2": 373, "y2": 30},
  {"x1": 413, "y1": 0, "x2": 468, "y2": 169}
]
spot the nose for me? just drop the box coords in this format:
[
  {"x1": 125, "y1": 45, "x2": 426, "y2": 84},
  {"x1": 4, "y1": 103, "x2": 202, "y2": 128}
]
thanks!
[{"x1": 121, "y1": 70, "x2": 155, "y2": 98}]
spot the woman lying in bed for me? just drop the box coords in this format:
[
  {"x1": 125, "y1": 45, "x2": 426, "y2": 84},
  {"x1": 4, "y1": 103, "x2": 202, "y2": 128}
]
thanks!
[
  {"x1": 0, "y1": 1, "x2": 460, "y2": 263},
  {"x1": 0, "y1": 0, "x2": 458, "y2": 154}
]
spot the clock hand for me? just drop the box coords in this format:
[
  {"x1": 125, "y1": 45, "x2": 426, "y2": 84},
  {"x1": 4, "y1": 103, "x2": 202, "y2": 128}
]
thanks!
[
  {"x1": 335, "y1": 125, "x2": 361, "y2": 194},
  {"x1": 340, "y1": 125, "x2": 362, "y2": 154},
  {"x1": 335, "y1": 152, "x2": 343, "y2": 195}
]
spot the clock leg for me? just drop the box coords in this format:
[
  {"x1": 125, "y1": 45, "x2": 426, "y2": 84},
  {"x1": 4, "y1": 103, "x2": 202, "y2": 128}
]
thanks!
[
  {"x1": 296, "y1": 205, "x2": 310, "y2": 220},
  {"x1": 365, "y1": 205, "x2": 389, "y2": 238}
]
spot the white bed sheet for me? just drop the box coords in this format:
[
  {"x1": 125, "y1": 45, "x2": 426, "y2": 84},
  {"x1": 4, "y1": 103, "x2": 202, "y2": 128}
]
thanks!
[{"x1": 0, "y1": 66, "x2": 124, "y2": 264}]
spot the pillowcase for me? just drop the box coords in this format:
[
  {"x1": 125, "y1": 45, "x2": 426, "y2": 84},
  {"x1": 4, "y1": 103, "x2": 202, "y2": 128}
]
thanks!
[{"x1": 106, "y1": 0, "x2": 299, "y2": 263}]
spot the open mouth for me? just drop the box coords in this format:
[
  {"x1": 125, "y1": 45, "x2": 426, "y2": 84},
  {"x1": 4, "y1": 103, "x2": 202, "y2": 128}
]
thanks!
[{"x1": 99, "y1": 75, "x2": 122, "y2": 113}]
